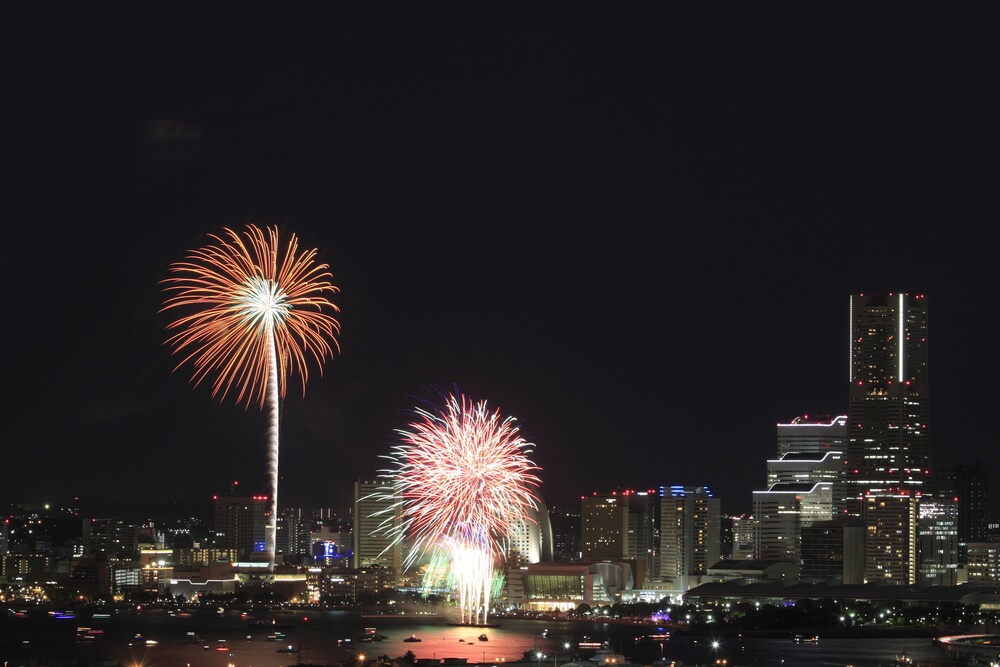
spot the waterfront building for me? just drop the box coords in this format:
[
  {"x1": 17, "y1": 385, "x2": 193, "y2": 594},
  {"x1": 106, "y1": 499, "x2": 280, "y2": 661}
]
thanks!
[{"x1": 504, "y1": 560, "x2": 635, "y2": 612}]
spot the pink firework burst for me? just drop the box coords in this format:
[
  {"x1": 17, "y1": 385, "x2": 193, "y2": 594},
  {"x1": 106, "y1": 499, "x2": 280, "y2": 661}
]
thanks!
[{"x1": 387, "y1": 391, "x2": 542, "y2": 556}]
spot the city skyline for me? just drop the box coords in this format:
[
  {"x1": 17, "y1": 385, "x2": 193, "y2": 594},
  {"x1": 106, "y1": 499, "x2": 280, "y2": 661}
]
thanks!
[{"x1": 6, "y1": 6, "x2": 999, "y2": 516}]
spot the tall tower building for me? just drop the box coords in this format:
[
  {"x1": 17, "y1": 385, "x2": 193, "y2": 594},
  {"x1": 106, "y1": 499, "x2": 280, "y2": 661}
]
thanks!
[
  {"x1": 353, "y1": 478, "x2": 403, "y2": 582},
  {"x1": 847, "y1": 293, "x2": 932, "y2": 508},
  {"x1": 936, "y1": 462, "x2": 989, "y2": 564},
  {"x1": 657, "y1": 486, "x2": 720, "y2": 592}
]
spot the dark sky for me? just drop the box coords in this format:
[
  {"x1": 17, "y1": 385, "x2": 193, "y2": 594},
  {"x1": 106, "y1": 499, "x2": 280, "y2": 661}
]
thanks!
[{"x1": 5, "y1": 4, "x2": 999, "y2": 517}]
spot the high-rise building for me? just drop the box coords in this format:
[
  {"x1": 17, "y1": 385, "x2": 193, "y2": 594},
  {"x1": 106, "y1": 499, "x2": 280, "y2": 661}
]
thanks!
[
  {"x1": 917, "y1": 497, "x2": 959, "y2": 585},
  {"x1": 849, "y1": 294, "x2": 931, "y2": 585},
  {"x1": 752, "y1": 438, "x2": 843, "y2": 563},
  {"x1": 936, "y1": 462, "x2": 989, "y2": 564},
  {"x1": 277, "y1": 507, "x2": 315, "y2": 558},
  {"x1": 863, "y1": 492, "x2": 919, "y2": 584},
  {"x1": 549, "y1": 507, "x2": 581, "y2": 561},
  {"x1": 847, "y1": 293, "x2": 932, "y2": 509},
  {"x1": 82, "y1": 518, "x2": 139, "y2": 561},
  {"x1": 753, "y1": 481, "x2": 834, "y2": 562},
  {"x1": 213, "y1": 493, "x2": 267, "y2": 560},
  {"x1": 353, "y1": 478, "x2": 402, "y2": 583},
  {"x1": 657, "y1": 486, "x2": 720, "y2": 592},
  {"x1": 580, "y1": 491, "x2": 654, "y2": 586}
]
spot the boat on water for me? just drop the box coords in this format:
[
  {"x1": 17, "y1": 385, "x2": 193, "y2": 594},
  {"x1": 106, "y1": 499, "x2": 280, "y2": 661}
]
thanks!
[
  {"x1": 404, "y1": 634, "x2": 422, "y2": 642},
  {"x1": 277, "y1": 645, "x2": 299, "y2": 653},
  {"x1": 479, "y1": 634, "x2": 489, "y2": 641},
  {"x1": 587, "y1": 641, "x2": 628, "y2": 664}
]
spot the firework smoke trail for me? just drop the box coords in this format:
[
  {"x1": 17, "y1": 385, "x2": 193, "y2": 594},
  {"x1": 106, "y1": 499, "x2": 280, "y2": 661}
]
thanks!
[
  {"x1": 161, "y1": 224, "x2": 340, "y2": 569},
  {"x1": 377, "y1": 390, "x2": 541, "y2": 625}
]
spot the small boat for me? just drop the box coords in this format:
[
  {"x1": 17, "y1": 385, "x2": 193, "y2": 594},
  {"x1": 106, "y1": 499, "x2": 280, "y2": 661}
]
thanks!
[
  {"x1": 479, "y1": 634, "x2": 489, "y2": 642},
  {"x1": 277, "y1": 645, "x2": 299, "y2": 653},
  {"x1": 404, "y1": 635, "x2": 422, "y2": 643}
]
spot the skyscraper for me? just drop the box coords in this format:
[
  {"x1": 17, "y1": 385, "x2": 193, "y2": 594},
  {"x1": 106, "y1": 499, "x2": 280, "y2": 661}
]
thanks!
[
  {"x1": 657, "y1": 486, "x2": 720, "y2": 592},
  {"x1": 353, "y1": 478, "x2": 402, "y2": 582},
  {"x1": 847, "y1": 293, "x2": 932, "y2": 508},
  {"x1": 848, "y1": 293, "x2": 931, "y2": 585}
]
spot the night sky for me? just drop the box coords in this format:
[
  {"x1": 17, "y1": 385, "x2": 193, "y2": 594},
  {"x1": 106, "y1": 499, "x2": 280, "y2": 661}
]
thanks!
[{"x1": 6, "y1": 5, "x2": 999, "y2": 517}]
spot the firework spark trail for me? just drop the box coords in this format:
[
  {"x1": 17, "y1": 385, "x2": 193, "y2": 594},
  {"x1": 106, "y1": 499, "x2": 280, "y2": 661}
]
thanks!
[
  {"x1": 445, "y1": 525, "x2": 495, "y2": 625},
  {"x1": 377, "y1": 390, "x2": 541, "y2": 625},
  {"x1": 161, "y1": 224, "x2": 340, "y2": 569}
]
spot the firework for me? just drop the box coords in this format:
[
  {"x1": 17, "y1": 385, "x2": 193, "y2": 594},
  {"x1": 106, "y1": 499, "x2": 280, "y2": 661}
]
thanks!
[
  {"x1": 162, "y1": 224, "x2": 340, "y2": 569},
  {"x1": 377, "y1": 390, "x2": 541, "y2": 624}
]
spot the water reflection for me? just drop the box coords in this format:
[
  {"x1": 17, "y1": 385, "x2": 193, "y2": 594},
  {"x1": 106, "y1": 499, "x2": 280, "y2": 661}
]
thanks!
[{"x1": 0, "y1": 608, "x2": 959, "y2": 667}]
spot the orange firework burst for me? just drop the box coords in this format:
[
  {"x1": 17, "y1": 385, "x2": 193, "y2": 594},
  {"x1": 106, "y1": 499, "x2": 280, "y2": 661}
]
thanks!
[
  {"x1": 161, "y1": 223, "x2": 340, "y2": 568},
  {"x1": 161, "y1": 224, "x2": 341, "y2": 408}
]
